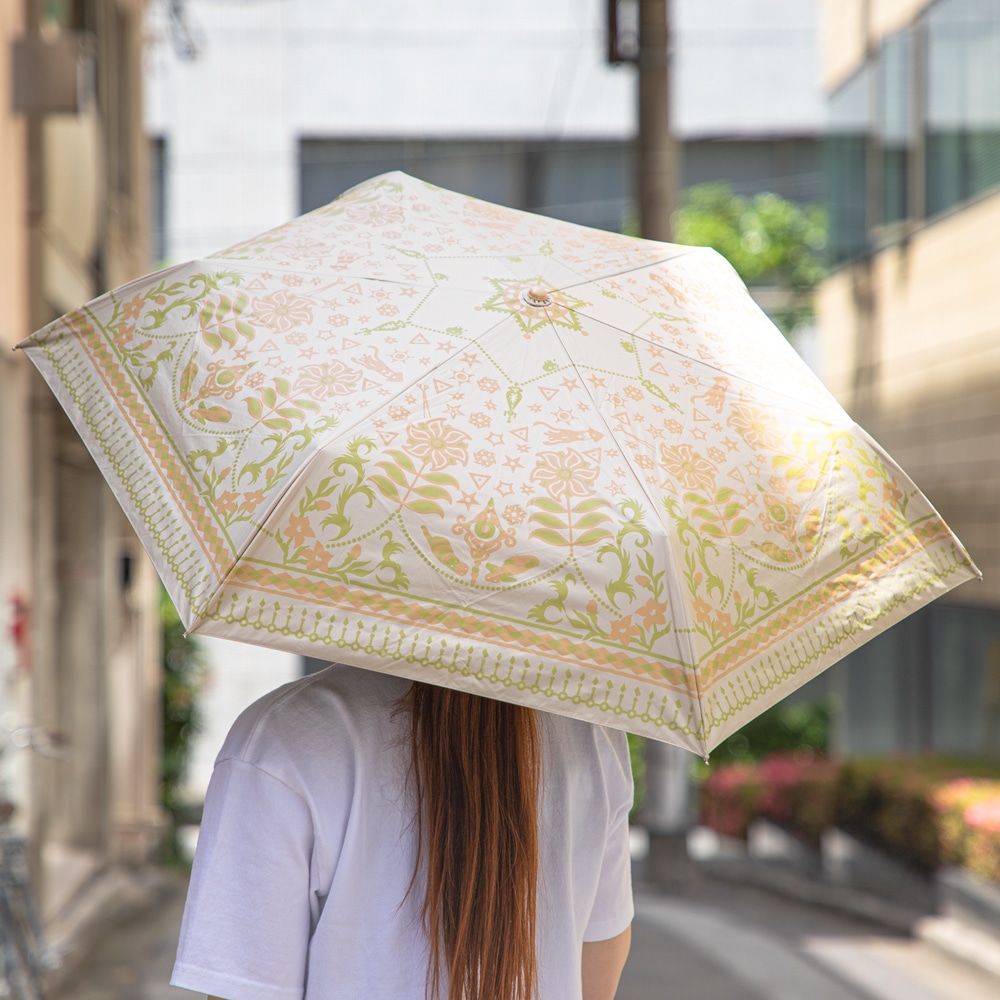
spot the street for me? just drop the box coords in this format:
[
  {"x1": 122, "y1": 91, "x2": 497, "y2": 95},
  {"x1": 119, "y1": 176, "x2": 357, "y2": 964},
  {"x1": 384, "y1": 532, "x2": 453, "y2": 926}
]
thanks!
[{"x1": 52, "y1": 869, "x2": 1000, "y2": 1000}]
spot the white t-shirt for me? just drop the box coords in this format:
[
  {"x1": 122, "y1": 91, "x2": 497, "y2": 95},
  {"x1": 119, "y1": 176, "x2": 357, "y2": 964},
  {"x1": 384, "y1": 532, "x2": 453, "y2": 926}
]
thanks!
[{"x1": 171, "y1": 664, "x2": 634, "y2": 1000}]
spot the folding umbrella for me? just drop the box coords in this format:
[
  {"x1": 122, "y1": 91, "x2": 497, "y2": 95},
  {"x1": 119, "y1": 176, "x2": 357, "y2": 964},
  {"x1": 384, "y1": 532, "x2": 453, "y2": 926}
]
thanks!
[{"x1": 17, "y1": 172, "x2": 980, "y2": 757}]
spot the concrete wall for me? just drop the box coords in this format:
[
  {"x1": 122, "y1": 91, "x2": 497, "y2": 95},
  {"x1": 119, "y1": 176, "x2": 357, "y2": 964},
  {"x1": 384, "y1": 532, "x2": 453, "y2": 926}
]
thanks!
[
  {"x1": 1, "y1": 0, "x2": 164, "y2": 930},
  {"x1": 817, "y1": 190, "x2": 1000, "y2": 608},
  {"x1": 820, "y1": 0, "x2": 925, "y2": 89}
]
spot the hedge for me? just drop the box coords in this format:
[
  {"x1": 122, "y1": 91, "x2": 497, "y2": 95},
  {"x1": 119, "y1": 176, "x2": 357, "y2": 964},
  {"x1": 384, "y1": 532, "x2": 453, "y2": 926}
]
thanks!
[{"x1": 698, "y1": 753, "x2": 1000, "y2": 883}]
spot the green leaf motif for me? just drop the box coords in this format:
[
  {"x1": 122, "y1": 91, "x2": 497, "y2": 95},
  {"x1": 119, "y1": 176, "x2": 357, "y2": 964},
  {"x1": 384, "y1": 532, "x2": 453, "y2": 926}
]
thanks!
[
  {"x1": 574, "y1": 512, "x2": 612, "y2": 530},
  {"x1": 179, "y1": 358, "x2": 198, "y2": 402},
  {"x1": 529, "y1": 527, "x2": 570, "y2": 547},
  {"x1": 576, "y1": 528, "x2": 613, "y2": 546},
  {"x1": 377, "y1": 461, "x2": 409, "y2": 487},
  {"x1": 371, "y1": 475, "x2": 401, "y2": 503},
  {"x1": 191, "y1": 404, "x2": 232, "y2": 424},
  {"x1": 405, "y1": 499, "x2": 445, "y2": 517},
  {"x1": 529, "y1": 511, "x2": 568, "y2": 530},
  {"x1": 529, "y1": 497, "x2": 564, "y2": 514},
  {"x1": 484, "y1": 554, "x2": 540, "y2": 584},
  {"x1": 386, "y1": 449, "x2": 416, "y2": 474},
  {"x1": 414, "y1": 484, "x2": 451, "y2": 501}
]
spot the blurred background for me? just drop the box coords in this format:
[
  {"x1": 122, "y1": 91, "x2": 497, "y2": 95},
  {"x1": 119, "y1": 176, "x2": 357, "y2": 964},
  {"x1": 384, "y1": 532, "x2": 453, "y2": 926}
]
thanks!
[{"x1": 1, "y1": 0, "x2": 999, "y2": 996}]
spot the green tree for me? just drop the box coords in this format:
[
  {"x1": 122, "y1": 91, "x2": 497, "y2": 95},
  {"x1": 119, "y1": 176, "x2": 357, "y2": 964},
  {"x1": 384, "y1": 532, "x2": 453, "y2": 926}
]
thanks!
[
  {"x1": 672, "y1": 183, "x2": 828, "y2": 336},
  {"x1": 161, "y1": 589, "x2": 206, "y2": 860}
]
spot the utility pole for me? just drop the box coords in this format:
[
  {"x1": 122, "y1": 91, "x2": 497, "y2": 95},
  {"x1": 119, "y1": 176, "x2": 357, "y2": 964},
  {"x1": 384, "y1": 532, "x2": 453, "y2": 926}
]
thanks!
[
  {"x1": 636, "y1": 0, "x2": 677, "y2": 242},
  {"x1": 635, "y1": 0, "x2": 694, "y2": 889}
]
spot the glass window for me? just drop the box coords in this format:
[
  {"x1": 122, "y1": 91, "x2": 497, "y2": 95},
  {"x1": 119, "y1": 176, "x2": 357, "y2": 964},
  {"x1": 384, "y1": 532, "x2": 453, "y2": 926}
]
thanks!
[
  {"x1": 926, "y1": 0, "x2": 1000, "y2": 216},
  {"x1": 879, "y1": 32, "x2": 913, "y2": 225},
  {"x1": 150, "y1": 137, "x2": 168, "y2": 265},
  {"x1": 825, "y1": 67, "x2": 870, "y2": 263},
  {"x1": 298, "y1": 139, "x2": 631, "y2": 234}
]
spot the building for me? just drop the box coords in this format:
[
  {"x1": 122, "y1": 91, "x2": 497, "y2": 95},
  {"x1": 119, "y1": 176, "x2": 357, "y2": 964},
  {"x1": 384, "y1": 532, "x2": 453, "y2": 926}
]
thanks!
[
  {"x1": 143, "y1": 1, "x2": 833, "y2": 812},
  {"x1": 145, "y1": 0, "x2": 825, "y2": 261},
  {"x1": 818, "y1": 0, "x2": 1000, "y2": 755},
  {"x1": 0, "y1": 0, "x2": 164, "y2": 951}
]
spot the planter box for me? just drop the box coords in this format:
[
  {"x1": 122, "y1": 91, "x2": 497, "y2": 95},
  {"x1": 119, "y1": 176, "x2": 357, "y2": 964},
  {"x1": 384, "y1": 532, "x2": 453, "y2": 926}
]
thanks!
[
  {"x1": 821, "y1": 827, "x2": 936, "y2": 912},
  {"x1": 937, "y1": 866, "x2": 1000, "y2": 942},
  {"x1": 748, "y1": 819, "x2": 822, "y2": 876}
]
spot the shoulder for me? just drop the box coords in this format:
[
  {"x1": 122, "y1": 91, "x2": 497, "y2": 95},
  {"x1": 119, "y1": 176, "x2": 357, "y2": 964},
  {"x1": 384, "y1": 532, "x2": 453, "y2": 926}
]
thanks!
[
  {"x1": 540, "y1": 712, "x2": 633, "y2": 795},
  {"x1": 216, "y1": 664, "x2": 412, "y2": 777}
]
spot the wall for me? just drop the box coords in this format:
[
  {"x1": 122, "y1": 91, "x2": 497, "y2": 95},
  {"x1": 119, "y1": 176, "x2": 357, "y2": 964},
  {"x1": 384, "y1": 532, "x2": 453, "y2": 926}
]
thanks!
[{"x1": 1, "y1": 0, "x2": 164, "y2": 929}]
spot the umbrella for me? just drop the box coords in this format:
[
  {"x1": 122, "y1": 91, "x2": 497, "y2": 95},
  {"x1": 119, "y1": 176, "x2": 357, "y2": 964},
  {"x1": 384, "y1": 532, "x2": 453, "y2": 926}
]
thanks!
[{"x1": 17, "y1": 171, "x2": 980, "y2": 757}]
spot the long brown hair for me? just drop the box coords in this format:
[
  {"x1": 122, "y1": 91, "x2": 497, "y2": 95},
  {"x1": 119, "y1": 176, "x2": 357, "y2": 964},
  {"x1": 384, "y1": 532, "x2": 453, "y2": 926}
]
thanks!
[{"x1": 405, "y1": 682, "x2": 541, "y2": 1000}]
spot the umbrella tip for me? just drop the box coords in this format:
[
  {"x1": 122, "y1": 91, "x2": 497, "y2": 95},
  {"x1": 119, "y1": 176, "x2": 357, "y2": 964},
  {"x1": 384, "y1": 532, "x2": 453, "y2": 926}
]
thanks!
[{"x1": 522, "y1": 286, "x2": 553, "y2": 308}]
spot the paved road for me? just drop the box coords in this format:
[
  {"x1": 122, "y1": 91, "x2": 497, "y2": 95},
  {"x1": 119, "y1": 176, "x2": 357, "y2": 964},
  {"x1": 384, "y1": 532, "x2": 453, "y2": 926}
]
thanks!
[
  {"x1": 53, "y1": 870, "x2": 1000, "y2": 999},
  {"x1": 619, "y1": 876, "x2": 1000, "y2": 1000}
]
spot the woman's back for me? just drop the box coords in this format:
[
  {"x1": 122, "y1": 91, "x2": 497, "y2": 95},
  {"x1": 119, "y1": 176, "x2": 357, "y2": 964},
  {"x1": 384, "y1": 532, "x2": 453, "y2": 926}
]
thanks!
[{"x1": 171, "y1": 664, "x2": 634, "y2": 999}]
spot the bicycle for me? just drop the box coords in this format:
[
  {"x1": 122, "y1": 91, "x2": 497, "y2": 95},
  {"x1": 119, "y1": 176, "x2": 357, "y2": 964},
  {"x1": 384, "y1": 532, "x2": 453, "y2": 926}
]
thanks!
[{"x1": 0, "y1": 718, "x2": 64, "y2": 999}]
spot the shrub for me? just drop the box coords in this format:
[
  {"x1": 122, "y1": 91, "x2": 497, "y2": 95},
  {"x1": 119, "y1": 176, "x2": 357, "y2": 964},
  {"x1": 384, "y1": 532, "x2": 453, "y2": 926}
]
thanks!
[
  {"x1": 930, "y1": 778, "x2": 1000, "y2": 884},
  {"x1": 833, "y1": 758, "x2": 1000, "y2": 874},
  {"x1": 699, "y1": 761, "x2": 763, "y2": 840},
  {"x1": 698, "y1": 753, "x2": 1000, "y2": 883},
  {"x1": 699, "y1": 752, "x2": 837, "y2": 843}
]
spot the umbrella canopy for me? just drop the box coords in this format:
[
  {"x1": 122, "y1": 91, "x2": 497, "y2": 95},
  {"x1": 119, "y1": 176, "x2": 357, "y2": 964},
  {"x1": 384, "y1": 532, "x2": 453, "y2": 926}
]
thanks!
[{"x1": 17, "y1": 172, "x2": 980, "y2": 756}]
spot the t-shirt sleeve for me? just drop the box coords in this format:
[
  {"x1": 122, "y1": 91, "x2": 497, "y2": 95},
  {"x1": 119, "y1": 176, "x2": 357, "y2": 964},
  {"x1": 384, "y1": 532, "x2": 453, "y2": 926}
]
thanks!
[
  {"x1": 582, "y1": 729, "x2": 635, "y2": 942},
  {"x1": 170, "y1": 757, "x2": 314, "y2": 1000}
]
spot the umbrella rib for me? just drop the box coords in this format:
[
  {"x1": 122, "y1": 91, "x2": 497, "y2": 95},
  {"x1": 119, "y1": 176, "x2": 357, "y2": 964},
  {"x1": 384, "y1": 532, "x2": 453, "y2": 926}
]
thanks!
[
  {"x1": 207, "y1": 256, "x2": 495, "y2": 295},
  {"x1": 554, "y1": 246, "x2": 702, "y2": 295},
  {"x1": 567, "y1": 305, "x2": 843, "y2": 419},
  {"x1": 546, "y1": 319, "x2": 709, "y2": 754}
]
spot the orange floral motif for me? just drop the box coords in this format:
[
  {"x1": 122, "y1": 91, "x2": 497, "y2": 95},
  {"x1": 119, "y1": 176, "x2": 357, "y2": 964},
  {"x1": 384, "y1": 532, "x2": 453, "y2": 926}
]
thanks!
[
  {"x1": 727, "y1": 402, "x2": 785, "y2": 451},
  {"x1": 692, "y1": 597, "x2": 714, "y2": 626},
  {"x1": 348, "y1": 203, "x2": 405, "y2": 227},
  {"x1": 122, "y1": 294, "x2": 144, "y2": 321},
  {"x1": 714, "y1": 611, "x2": 736, "y2": 639},
  {"x1": 241, "y1": 490, "x2": 266, "y2": 513},
  {"x1": 659, "y1": 444, "x2": 717, "y2": 492},
  {"x1": 252, "y1": 291, "x2": 313, "y2": 333},
  {"x1": 883, "y1": 479, "x2": 905, "y2": 506},
  {"x1": 636, "y1": 598, "x2": 669, "y2": 630},
  {"x1": 216, "y1": 491, "x2": 240, "y2": 515},
  {"x1": 303, "y1": 541, "x2": 331, "y2": 573},
  {"x1": 608, "y1": 616, "x2": 640, "y2": 643},
  {"x1": 287, "y1": 514, "x2": 315, "y2": 547},
  {"x1": 503, "y1": 504, "x2": 527, "y2": 525},
  {"x1": 530, "y1": 449, "x2": 599, "y2": 500},
  {"x1": 295, "y1": 361, "x2": 359, "y2": 400},
  {"x1": 407, "y1": 419, "x2": 470, "y2": 470}
]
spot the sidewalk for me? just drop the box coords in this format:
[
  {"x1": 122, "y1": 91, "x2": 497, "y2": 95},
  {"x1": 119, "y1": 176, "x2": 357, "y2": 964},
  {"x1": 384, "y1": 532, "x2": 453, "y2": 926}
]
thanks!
[
  {"x1": 47, "y1": 868, "x2": 190, "y2": 1000},
  {"x1": 46, "y1": 829, "x2": 1000, "y2": 999}
]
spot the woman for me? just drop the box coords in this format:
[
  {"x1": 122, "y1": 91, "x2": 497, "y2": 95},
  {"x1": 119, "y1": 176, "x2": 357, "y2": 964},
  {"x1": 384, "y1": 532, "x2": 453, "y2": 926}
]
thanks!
[{"x1": 170, "y1": 663, "x2": 634, "y2": 999}]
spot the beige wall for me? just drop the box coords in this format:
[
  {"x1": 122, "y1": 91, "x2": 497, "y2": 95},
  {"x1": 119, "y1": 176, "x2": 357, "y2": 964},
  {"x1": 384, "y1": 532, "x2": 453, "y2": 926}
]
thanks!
[
  {"x1": 1, "y1": 0, "x2": 27, "y2": 351},
  {"x1": 818, "y1": 191, "x2": 1000, "y2": 609},
  {"x1": 820, "y1": 0, "x2": 928, "y2": 89},
  {"x1": 1, "y1": 0, "x2": 164, "y2": 930}
]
